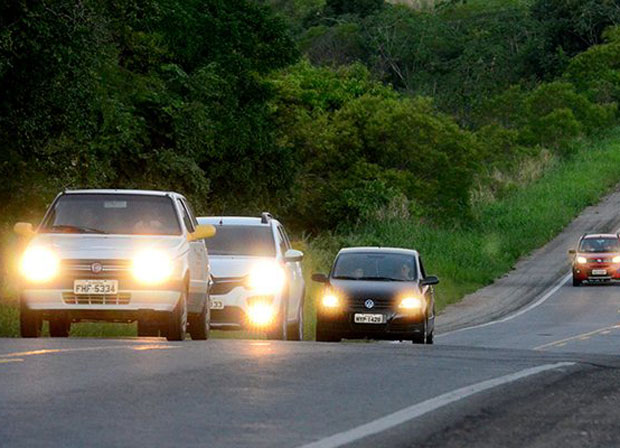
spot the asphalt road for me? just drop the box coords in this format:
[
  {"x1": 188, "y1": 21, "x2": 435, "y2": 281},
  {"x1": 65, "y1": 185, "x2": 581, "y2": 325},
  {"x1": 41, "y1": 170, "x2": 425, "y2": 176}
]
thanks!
[
  {"x1": 1, "y1": 273, "x2": 620, "y2": 448},
  {"x1": 3, "y1": 189, "x2": 620, "y2": 447}
]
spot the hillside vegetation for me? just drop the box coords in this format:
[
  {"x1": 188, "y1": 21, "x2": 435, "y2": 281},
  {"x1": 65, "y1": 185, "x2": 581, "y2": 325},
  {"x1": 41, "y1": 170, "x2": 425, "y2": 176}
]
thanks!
[{"x1": 2, "y1": 0, "x2": 620, "y2": 337}]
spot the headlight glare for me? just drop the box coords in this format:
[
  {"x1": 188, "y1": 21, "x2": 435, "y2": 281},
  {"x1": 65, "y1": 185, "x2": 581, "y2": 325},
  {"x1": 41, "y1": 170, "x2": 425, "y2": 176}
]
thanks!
[
  {"x1": 247, "y1": 302, "x2": 275, "y2": 326},
  {"x1": 132, "y1": 250, "x2": 172, "y2": 284},
  {"x1": 247, "y1": 261, "x2": 285, "y2": 294},
  {"x1": 20, "y1": 246, "x2": 60, "y2": 283},
  {"x1": 321, "y1": 294, "x2": 340, "y2": 308},
  {"x1": 399, "y1": 296, "x2": 424, "y2": 310},
  {"x1": 613, "y1": 256, "x2": 620, "y2": 263},
  {"x1": 576, "y1": 256, "x2": 587, "y2": 264}
]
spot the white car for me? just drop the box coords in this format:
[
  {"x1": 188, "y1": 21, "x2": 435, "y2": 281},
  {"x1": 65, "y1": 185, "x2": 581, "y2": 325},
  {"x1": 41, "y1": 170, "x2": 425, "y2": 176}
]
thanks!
[
  {"x1": 197, "y1": 214, "x2": 305, "y2": 340},
  {"x1": 14, "y1": 189, "x2": 215, "y2": 341}
]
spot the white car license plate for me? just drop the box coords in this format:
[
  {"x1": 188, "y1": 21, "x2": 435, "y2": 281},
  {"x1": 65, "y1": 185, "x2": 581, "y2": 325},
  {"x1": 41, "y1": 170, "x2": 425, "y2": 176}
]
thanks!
[
  {"x1": 210, "y1": 299, "x2": 224, "y2": 310},
  {"x1": 74, "y1": 280, "x2": 118, "y2": 295},
  {"x1": 354, "y1": 313, "x2": 385, "y2": 324},
  {"x1": 592, "y1": 269, "x2": 607, "y2": 276}
]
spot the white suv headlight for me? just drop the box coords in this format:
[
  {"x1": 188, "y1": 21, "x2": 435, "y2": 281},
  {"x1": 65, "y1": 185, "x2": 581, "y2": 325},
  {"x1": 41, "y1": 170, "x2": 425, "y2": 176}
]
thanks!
[
  {"x1": 247, "y1": 261, "x2": 285, "y2": 294},
  {"x1": 132, "y1": 249, "x2": 173, "y2": 285},
  {"x1": 20, "y1": 246, "x2": 60, "y2": 283}
]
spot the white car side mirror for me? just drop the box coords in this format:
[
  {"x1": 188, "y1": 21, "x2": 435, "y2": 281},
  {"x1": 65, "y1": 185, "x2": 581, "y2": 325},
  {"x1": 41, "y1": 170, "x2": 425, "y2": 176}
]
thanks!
[{"x1": 284, "y1": 249, "x2": 303, "y2": 263}]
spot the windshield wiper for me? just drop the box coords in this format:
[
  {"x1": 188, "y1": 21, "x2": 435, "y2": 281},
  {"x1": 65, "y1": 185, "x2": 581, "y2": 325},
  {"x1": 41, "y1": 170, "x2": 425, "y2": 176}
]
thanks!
[{"x1": 48, "y1": 225, "x2": 108, "y2": 234}]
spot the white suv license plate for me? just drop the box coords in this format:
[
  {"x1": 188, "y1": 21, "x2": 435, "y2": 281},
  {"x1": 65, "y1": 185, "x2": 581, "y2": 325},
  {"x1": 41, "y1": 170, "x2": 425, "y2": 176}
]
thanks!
[
  {"x1": 210, "y1": 299, "x2": 224, "y2": 310},
  {"x1": 354, "y1": 313, "x2": 385, "y2": 324},
  {"x1": 74, "y1": 280, "x2": 118, "y2": 295},
  {"x1": 591, "y1": 269, "x2": 607, "y2": 276}
]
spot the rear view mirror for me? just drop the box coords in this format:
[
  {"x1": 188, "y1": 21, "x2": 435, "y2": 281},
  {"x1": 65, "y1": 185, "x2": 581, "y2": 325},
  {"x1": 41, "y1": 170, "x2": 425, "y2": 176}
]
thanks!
[
  {"x1": 421, "y1": 275, "x2": 439, "y2": 286},
  {"x1": 189, "y1": 224, "x2": 216, "y2": 241},
  {"x1": 568, "y1": 249, "x2": 576, "y2": 255},
  {"x1": 14, "y1": 222, "x2": 35, "y2": 238},
  {"x1": 312, "y1": 273, "x2": 328, "y2": 283},
  {"x1": 284, "y1": 249, "x2": 304, "y2": 263}
]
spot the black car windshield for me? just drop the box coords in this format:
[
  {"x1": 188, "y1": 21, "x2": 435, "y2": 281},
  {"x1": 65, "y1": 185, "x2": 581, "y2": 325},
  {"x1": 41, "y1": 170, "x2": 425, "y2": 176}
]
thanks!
[
  {"x1": 205, "y1": 225, "x2": 276, "y2": 257},
  {"x1": 579, "y1": 238, "x2": 620, "y2": 253},
  {"x1": 40, "y1": 194, "x2": 182, "y2": 235},
  {"x1": 332, "y1": 252, "x2": 417, "y2": 281}
]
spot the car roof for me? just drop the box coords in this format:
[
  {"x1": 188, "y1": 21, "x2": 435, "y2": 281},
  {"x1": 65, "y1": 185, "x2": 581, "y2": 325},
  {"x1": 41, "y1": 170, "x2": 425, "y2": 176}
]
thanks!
[
  {"x1": 63, "y1": 189, "x2": 180, "y2": 197},
  {"x1": 582, "y1": 233, "x2": 619, "y2": 239},
  {"x1": 337, "y1": 246, "x2": 419, "y2": 256},
  {"x1": 197, "y1": 216, "x2": 276, "y2": 227}
]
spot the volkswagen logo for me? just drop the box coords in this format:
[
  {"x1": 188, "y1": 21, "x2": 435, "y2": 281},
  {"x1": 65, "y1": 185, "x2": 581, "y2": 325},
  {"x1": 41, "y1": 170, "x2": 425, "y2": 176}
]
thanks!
[
  {"x1": 364, "y1": 299, "x2": 375, "y2": 309},
  {"x1": 597, "y1": 259, "x2": 602, "y2": 263},
  {"x1": 90, "y1": 262, "x2": 103, "y2": 274}
]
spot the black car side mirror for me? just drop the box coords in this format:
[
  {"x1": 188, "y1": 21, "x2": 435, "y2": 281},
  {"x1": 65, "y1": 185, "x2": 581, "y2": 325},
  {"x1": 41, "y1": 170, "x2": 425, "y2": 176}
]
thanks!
[
  {"x1": 312, "y1": 273, "x2": 328, "y2": 283},
  {"x1": 421, "y1": 275, "x2": 439, "y2": 286},
  {"x1": 568, "y1": 249, "x2": 576, "y2": 255}
]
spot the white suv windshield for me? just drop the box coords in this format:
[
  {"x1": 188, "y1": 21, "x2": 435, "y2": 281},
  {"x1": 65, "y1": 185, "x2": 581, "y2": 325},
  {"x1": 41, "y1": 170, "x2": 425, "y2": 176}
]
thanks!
[
  {"x1": 40, "y1": 194, "x2": 182, "y2": 235},
  {"x1": 206, "y1": 225, "x2": 275, "y2": 257}
]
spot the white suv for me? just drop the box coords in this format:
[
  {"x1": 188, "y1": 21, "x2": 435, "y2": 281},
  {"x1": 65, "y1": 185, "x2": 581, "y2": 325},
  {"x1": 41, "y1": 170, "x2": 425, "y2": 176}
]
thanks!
[
  {"x1": 15, "y1": 189, "x2": 215, "y2": 341},
  {"x1": 197, "y1": 213, "x2": 305, "y2": 340}
]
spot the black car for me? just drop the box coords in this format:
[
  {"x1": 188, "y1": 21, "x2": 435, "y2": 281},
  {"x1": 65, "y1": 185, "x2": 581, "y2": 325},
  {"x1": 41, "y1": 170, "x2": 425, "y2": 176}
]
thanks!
[{"x1": 312, "y1": 247, "x2": 438, "y2": 344}]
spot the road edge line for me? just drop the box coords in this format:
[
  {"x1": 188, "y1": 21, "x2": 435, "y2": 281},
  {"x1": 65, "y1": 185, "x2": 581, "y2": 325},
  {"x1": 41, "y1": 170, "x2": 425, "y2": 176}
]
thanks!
[
  {"x1": 297, "y1": 362, "x2": 575, "y2": 448},
  {"x1": 437, "y1": 272, "x2": 571, "y2": 339}
]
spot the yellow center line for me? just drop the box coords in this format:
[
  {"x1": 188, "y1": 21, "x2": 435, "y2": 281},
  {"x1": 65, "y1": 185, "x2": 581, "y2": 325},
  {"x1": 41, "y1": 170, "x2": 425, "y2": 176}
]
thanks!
[
  {"x1": 534, "y1": 324, "x2": 620, "y2": 351},
  {"x1": 0, "y1": 358, "x2": 24, "y2": 364},
  {"x1": 0, "y1": 344, "x2": 177, "y2": 359}
]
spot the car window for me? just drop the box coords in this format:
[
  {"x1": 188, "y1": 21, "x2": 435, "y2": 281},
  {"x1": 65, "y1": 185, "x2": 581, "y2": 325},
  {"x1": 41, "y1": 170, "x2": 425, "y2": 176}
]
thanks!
[
  {"x1": 579, "y1": 238, "x2": 620, "y2": 253},
  {"x1": 332, "y1": 253, "x2": 417, "y2": 281},
  {"x1": 40, "y1": 194, "x2": 182, "y2": 236},
  {"x1": 177, "y1": 199, "x2": 195, "y2": 233},
  {"x1": 280, "y1": 226, "x2": 292, "y2": 249},
  {"x1": 418, "y1": 256, "x2": 426, "y2": 278},
  {"x1": 181, "y1": 199, "x2": 199, "y2": 228},
  {"x1": 277, "y1": 226, "x2": 290, "y2": 255},
  {"x1": 205, "y1": 225, "x2": 276, "y2": 257}
]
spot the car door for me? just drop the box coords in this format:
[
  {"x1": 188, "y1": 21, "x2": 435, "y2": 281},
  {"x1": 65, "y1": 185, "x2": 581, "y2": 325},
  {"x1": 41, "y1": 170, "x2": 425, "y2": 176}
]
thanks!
[
  {"x1": 177, "y1": 198, "x2": 209, "y2": 313},
  {"x1": 278, "y1": 225, "x2": 303, "y2": 322}
]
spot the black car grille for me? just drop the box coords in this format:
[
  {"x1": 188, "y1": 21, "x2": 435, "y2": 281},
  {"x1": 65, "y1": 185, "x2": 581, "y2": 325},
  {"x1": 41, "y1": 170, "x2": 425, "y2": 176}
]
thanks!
[
  {"x1": 586, "y1": 258, "x2": 612, "y2": 263},
  {"x1": 62, "y1": 292, "x2": 131, "y2": 305},
  {"x1": 348, "y1": 297, "x2": 395, "y2": 311},
  {"x1": 210, "y1": 277, "x2": 246, "y2": 296}
]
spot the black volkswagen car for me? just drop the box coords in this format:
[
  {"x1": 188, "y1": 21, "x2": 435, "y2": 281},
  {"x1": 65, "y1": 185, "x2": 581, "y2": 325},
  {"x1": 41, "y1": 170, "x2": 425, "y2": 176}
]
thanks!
[{"x1": 312, "y1": 247, "x2": 438, "y2": 344}]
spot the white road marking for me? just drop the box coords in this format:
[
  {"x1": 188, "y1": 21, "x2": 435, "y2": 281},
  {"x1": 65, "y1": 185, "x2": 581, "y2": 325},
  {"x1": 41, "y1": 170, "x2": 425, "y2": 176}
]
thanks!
[
  {"x1": 437, "y1": 273, "x2": 571, "y2": 339},
  {"x1": 298, "y1": 362, "x2": 575, "y2": 448},
  {"x1": 0, "y1": 343, "x2": 175, "y2": 358}
]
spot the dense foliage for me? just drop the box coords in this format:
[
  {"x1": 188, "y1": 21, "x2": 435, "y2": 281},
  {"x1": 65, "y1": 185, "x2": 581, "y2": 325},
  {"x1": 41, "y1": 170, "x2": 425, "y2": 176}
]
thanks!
[{"x1": 2, "y1": 0, "x2": 620, "y2": 233}]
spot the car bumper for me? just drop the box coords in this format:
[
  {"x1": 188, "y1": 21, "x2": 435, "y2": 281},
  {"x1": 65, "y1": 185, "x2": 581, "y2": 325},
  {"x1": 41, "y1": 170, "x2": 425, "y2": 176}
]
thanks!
[
  {"x1": 573, "y1": 265, "x2": 620, "y2": 281},
  {"x1": 22, "y1": 289, "x2": 182, "y2": 314},
  {"x1": 209, "y1": 287, "x2": 280, "y2": 330},
  {"x1": 318, "y1": 310, "x2": 426, "y2": 340}
]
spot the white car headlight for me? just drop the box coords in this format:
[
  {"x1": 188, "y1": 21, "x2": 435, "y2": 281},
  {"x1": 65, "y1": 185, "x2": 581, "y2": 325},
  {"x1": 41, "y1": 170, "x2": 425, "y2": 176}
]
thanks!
[
  {"x1": 576, "y1": 256, "x2": 587, "y2": 264},
  {"x1": 132, "y1": 250, "x2": 173, "y2": 285},
  {"x1": 613, "y1": 256, "x2": 620, "y2": 263},
  {"x1": 247, "y1": 261, "x2": 285, "y2": 294},
  {"x1": 399, "y1": 296, "x2": 425, "y2": 310},
  {"x1": 20, "y1": 246, "x2": 60, "y2": 283},
  {"x1": 247, "y1": 302, "x2": 276, "y2": 327},
  {"x1": 321, "y1": 294, "x2": 340, "y2": 308}
]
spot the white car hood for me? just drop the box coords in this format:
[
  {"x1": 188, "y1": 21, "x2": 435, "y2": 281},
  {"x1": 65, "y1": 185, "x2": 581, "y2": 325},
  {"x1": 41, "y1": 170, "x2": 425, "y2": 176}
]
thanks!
[
  {"x1": 29, "y1": 234, "x2": 188, "y2": 260},
  {"x1": 210, "y1": 256, "x2": 275, "y2": 278}
]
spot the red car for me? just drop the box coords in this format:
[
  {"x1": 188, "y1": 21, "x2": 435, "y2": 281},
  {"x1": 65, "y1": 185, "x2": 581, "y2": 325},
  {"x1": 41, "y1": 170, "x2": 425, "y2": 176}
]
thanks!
[{"x1": 569, "y1": 233, "x2": 620, "y2": 286}]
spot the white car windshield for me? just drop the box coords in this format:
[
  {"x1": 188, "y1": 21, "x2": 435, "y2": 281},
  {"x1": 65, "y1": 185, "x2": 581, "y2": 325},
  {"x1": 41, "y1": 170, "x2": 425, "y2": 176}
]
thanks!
[
  {"x1": 40, "y1": 194, "x2": 182, "y2": 235},
  {"x1": 332, "y1": 253, "x2": 417, "y2": 281},
  {"x1": 205, "y1": 225, "x2": 276, "y2": 257}
]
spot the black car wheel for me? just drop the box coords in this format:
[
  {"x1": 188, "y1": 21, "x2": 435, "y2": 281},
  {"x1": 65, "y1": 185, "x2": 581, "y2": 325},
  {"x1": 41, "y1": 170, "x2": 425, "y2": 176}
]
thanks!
[
  {"x1": 267, "y1": 302, "x2": 288, "y2": 340},
  {"x1": 137, "y1": 320, "x2": 160, "y2": 337},
  {"x1": 166, "y1": 289, "x2": 188, "y2": 341},
  {"x1": 188, "y1": 300, "x2": 210, "y2": 341},
  {"x1": 49, "y1": 317, "x2": 70, "y2": 337},
  {"x1": 572, "y1": 276, "x2": 582, "y2": 287},
  {"x1": 315, "y1": 319, "x2": 340, "y2": 342},
  {"x1": 286, "y1": 296, "x2": 304, "y2": 341},
  {"x1": 19, "y1": 301, "x2": 41, "y2": 338}
]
